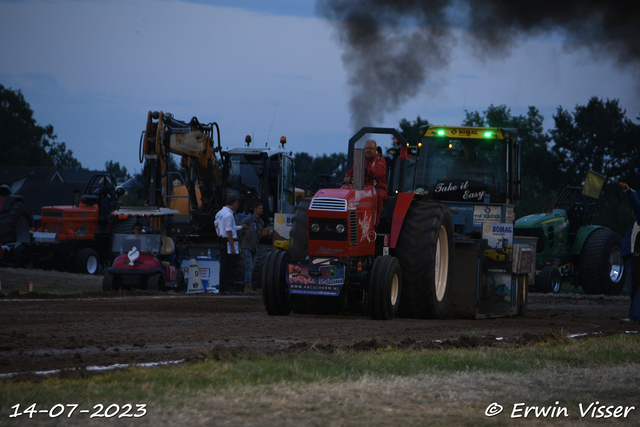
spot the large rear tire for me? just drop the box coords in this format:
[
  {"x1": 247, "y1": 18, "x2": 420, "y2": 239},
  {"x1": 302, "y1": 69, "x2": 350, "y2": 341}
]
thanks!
[
  {"x1": 579, "y1": 229, "x2": 625, "y2": 295},
  {"x1": 395, "y1": 201, "x2": 454, "y2": 319},
  {"x1": 74, "y1": 248, "x2": 100, "y2": 275},
  {"x1": 262, "y1": 250, "x2": 292, "y2": 316},
  {"x1": 0, "y1": 200, "x2": 33, "y2": 245},
  {"x1": 369, "y1": 255, "x2": 402, "y2": 320}
]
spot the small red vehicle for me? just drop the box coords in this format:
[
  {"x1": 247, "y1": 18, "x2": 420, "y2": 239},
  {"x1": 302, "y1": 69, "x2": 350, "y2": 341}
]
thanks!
[{"x1": 102, "y1": 207, "x2": 184, "y2": 291}]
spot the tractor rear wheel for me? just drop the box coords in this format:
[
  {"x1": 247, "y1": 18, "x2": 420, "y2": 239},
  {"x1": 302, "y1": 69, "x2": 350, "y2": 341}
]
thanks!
[
  {"x1": 0, "y1": 200, "x2": 32, "y2": 245},
  {"x1": 395, "y1": 201, "x2": 454, "y2": 319},
  {"x1": 74, "y1": 248, "x2": 100, "y2": 275},
  {"x1": 369, "y1": 255, "x2": 402, "y2": 320},
  {"x1": 579, "y1": 229, "x2": 625, "y2": 295},
  {"x1": 539, "y1": 266, "x2": 561, "y2": 294},
  {"x1": 262, "y1": 249, "x2": 292, "y2": 316}
]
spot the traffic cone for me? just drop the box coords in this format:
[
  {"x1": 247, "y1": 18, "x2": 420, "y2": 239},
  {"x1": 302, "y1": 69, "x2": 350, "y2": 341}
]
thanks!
[{"x1": 187, "y1": 258, "x2": 204, "y2": 293}]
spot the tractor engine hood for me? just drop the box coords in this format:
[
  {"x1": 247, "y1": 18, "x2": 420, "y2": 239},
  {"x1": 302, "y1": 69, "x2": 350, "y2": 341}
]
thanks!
[{"x1": 310, "y1": 186, "x2": 376, "y2": 211}]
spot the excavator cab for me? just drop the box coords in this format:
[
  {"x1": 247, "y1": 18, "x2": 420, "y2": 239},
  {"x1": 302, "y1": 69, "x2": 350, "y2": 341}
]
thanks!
[{"x1": 222, "y1": 147, "x2": 296, "y2": 222}]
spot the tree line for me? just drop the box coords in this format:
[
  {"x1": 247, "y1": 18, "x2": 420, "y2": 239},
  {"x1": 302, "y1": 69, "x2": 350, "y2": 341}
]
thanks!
[{"x1": 2, "y1": 84, "x2": 639, "y2": 233}]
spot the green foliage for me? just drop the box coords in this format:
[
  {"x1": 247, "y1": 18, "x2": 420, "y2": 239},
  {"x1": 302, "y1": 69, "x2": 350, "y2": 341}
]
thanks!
[
  {"x1": 0, "y1": 84, "x2": 84, "y2": 170},
  {"x1": 120, "y1": 154, "x2": 183, "y2": 206},
  {"x1": 551, "y1": 97, "x2": 640, "y2": 190},
  {"x1": 398, "y1": 115, "x2": 429, "y2": 144},
  {"x1": 294, "y1": 152, "x2": 347, "y2": 191},
  {"x1": 550, "y1": 97, "x2": 640, "y2": 231},
  {"x1": 105, "y1": 160, "x2": 131, "y2": 183}
]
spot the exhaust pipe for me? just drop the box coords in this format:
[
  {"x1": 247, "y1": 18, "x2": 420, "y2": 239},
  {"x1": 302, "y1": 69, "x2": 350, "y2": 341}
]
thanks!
[
  {"x1": 352, "y1": 140, "x2": 365, "y2": 190},
  {"x1": 545, "y1": 197, "x2": 554, "y2": 215}
]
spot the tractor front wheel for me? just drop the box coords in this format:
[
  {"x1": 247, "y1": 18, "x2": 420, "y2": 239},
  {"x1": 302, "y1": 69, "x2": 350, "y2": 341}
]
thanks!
[
  {"x1": 369, "y1": 255, "x2": 402, "y2": 320},
  {"x1": 539, "y1": 266, "x2": 562, "y2": 294},
  {"x1": 74, "y1": 248, "x2": 100, "y2": 275},
  {"x1": 262, "y1": 250, "x2": 292, "y2": 316}
]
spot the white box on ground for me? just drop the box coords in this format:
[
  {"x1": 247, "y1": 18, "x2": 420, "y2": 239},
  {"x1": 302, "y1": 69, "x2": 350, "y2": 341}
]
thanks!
[{"x1": 183, "y1": 256, "x2": 220, "y2": 293}]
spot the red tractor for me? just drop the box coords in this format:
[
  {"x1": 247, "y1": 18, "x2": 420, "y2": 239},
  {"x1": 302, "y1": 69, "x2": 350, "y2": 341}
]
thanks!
[
  {"x1": 263, "y1": 126, "x2": 531, "y2": 320},
  {"x1": 102, "y1": 207, "x2": 184, "y2": 292}
]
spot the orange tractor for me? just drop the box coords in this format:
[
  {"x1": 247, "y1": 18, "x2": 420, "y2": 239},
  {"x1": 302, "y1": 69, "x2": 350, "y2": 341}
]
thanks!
[{"x1": 13, "y1": 174, "x2": 126, "y2": 274}]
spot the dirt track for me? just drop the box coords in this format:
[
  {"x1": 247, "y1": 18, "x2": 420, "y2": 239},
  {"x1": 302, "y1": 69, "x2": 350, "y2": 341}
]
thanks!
[{"x1": 0, "y1": 268, "x2": 637, "y2": 380}]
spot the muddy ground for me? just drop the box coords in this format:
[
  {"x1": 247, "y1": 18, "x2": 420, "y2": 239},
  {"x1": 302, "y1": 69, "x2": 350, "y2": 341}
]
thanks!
[{"x1": 0, "y1": 268, "x2": 637, "y2": 379}]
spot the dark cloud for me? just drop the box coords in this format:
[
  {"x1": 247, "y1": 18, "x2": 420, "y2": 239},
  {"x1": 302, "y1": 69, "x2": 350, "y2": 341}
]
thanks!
[{"x1": 316, "y1": 0, "x2": 640, "y2": 129}]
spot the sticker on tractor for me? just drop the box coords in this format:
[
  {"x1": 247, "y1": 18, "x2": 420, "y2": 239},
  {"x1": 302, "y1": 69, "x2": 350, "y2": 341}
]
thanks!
[
  {"x1": 286, "y1": 264, "x2": 345, "y2": 296},
  {"x1": 74, "y1": 224, "x2": 88, "y2": 237},
  {"x1": 473, "y1": 205, "x2": 501, "y2": 224},
  {"x1": 359, "y1": 211, "x2": 373, "y2": 243}
]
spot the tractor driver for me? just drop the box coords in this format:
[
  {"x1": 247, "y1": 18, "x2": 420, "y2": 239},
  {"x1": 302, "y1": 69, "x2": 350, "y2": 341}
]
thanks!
[
  {"x1": 132, "y1": 222, "x2": 143, "y2": 235},
  {"x1": 343, "y1": 139, "x2": 388, "y2": 226},
  {"x1": 444, "y1": 142, "x2": 485, "y2": 183}
]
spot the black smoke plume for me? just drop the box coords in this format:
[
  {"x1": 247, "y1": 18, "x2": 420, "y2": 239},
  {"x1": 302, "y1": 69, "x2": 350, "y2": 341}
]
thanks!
[{"x1": 316, "y1": 0, "x2": 640, "y2": 129}]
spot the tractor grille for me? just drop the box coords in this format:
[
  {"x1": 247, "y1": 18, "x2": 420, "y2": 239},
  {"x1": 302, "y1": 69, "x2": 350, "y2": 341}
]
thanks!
[
  {"x1": 350, "y1": 211, "x2": 357, "y2": 245},
  {"x1": 310, "y1": 198, "x2": 347, "y2": 212},
  {"x1": 41, "y1": 211, "x2": 63, "y2": 218}
]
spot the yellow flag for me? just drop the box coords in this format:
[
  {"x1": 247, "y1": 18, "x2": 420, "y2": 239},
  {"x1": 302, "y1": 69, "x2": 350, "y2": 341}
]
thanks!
[{"x1": 582, "y1": 170, "x2": 607, "y2": 199}]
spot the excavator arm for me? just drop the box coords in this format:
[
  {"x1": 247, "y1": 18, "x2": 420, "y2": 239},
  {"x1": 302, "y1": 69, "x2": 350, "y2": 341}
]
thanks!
[{"x1": 140, "y1": 111, "x2": 222, "y2": 234}]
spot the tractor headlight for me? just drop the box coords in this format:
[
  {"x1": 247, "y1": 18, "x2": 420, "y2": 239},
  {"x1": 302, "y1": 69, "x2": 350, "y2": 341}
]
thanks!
[
  {"x1": 311, "y1": 223, "x2": 320, "y2": 233},
  {"x1": 335, "y1": 224, "x2": 345, "y2": 233}
]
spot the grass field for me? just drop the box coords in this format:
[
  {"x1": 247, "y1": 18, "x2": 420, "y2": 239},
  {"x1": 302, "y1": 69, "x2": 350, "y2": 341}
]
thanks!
[{"x1": 2, "y1": 333, "x2": 639, "y2": 426}]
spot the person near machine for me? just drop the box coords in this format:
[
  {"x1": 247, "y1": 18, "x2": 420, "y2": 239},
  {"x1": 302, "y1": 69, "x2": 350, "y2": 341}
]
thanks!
[
  {"x1": 444, "y1": 142, "x2": 485, "y2": 182},
  {"x1": 239, "y1": 202, "x2": 265, "y2": 293},
  {"x1": 132, "y1": 222, "x2": 144, "y2": 235},
  {"x1": 343, "y1": 139, "x2": 388, "y2": 226},
  {"x1": 215, "y1": 195, "x2": 248, "y2": 294},
  {"x1": 619, "y1": 182, "x2": 640, "y2": 323}
]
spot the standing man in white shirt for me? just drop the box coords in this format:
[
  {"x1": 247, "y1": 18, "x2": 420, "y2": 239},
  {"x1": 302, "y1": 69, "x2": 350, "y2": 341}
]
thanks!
[{"x1": 214, "y1": 195, "x2": 247, "y2": 294}]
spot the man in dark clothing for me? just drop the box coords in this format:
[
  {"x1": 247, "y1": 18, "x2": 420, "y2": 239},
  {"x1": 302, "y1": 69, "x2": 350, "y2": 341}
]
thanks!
[
  {"x1": 214, "y1": 195, "x2": 247, "y2": 294},
  {"x1": 239, "y1": 202, "x2": 265, "y2": 293},
  {"x1": 619, "y1": 182, "x2": 640, "y2": 323},
  {"x1": 343, "y1": 139, "x2": 388, "y2": 226}
]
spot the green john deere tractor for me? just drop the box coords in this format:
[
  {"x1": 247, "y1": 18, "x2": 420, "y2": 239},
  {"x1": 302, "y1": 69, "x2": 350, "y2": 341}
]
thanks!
[{"x1": 514, "y1": 187, "x2": 625, "y2": 295}]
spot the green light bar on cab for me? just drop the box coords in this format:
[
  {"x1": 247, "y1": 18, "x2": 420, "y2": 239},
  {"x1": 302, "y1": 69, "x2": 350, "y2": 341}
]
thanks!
[{"x1": 422, "y1": 126, "x2": 510, "y2": 139}]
